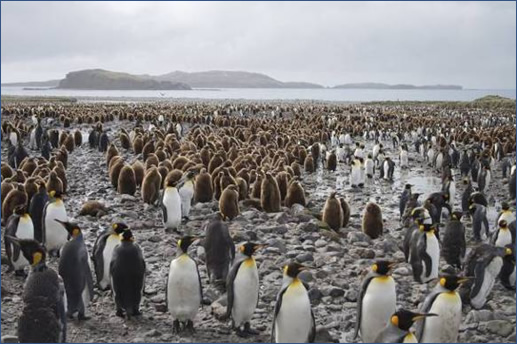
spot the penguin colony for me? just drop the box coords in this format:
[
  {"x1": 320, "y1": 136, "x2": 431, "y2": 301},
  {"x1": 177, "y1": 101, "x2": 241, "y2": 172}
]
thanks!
[{"x1": 0, "y1": 100, "x2": 516, "y2": 343}]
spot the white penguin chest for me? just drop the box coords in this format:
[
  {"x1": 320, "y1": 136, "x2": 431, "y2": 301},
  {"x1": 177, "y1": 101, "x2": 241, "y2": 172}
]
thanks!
[
  {"x1": 495, "y1": 229, "x2": 512, "y2": 248},
  {"x1": 471, "y1": 257, "x2": 503, "y2": 309},
  {"x1": 163, "y1": 187, "x2": 182, "y2": 226},
  {"x1": 232, "y1": 259, "x2": 259, "y2": 325},
  {"x1": 17, "y1": 216, "x2": 34, "y2": 239},
  {"x1": 101, "y1": 235, "x2": 121, "y2": 287},
  {"x1": 361, "y1": 276, "x2": 396, "y2": 342},
  {"x1": 421, "y1": 292, "x2": 462, "y2": 342},
  {"x1": 44, "y1": 201, "x2": 68, "y2": 250},
  {"x1": 275, "y1": 280, "x2": 312, "y2": 343},
  {"x1": 167, "y1": 255, "x2": 201, "y2": 321},
  {"x1": 424, "y1": 232, "x2": 440, "y2": 280}
]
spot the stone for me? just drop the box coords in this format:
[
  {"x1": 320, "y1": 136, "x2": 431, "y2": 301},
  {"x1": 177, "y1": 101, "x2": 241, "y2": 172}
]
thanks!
[
  {"x1": 345, "y1": 290, "x2": 358, "y2": 302},
  {"x1": 296, "y1": 252, "x2": 314, "y2": 263},
  {"x1": 329, "y1": 287, "x2": 345, "y2": 298},
  {"x1": 485, "y1": 320, "x2": 514, "y2": 337},
  {"x1": 315, "y1": 239, "x2": 328, "y2": 248},
  {"x1": 309, "y1": 288, "x2": 323, "y2": 302},
  {"x1": 144, "y1": 329, "x2": 161, "y2": 338},
  {"x1": 298, "y1": 222, "x2": 319, "y2": 233}
]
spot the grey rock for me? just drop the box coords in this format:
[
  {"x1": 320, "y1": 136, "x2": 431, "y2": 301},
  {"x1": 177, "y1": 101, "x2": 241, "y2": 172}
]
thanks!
[
  {"x1": 485, "y1": 320, "x2": 514, "y2": 337},
  {"x1": 144, "y1": 329, "x2": 161, "y2": 338},
  {"x1": 298, "y1": 222, "x2": 319, "y2": 233},
  {"x1": 345, "y1": 290, "x2": 358, "y2": 302},
  {"x1": 329, "y1": 287, "x2": 345, "y2": 298},
  {"x1": 348, "y1": 231, "x2": 372, "y2": 244},
  {"x1": 315, "y1": 239, "x2": 328, "y2": 248},
  {"x1": 296, "y1": 252, "x2": 314, "y2": 263},
  {"x1": 309, "y1": 288, "x2": 323, "y2": 302}
]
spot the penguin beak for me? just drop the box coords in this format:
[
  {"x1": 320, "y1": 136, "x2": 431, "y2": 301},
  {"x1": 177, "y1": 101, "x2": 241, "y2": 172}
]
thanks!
[
  {"x1": 253, "y1": 244, "x2": 267, "y2": 251},
  {"x1": 412, "y1": 313, "x2": 438, "y2": 321},
  {"x1": 388, "y1": 262, "x2": 397, "y2": 269},
  {"x1": 458, "y1": 277, "x2": 471, "y2": 284}
]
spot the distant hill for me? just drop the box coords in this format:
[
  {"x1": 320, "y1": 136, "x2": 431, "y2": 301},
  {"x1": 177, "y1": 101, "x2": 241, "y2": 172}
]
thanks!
[
  {"x1": 156, "y1": 70, "x2": 324, "y2": 89},
  {"x1": 333, "y1": 82, "x2": 462, "y2": 90},
  {"x1": 2, "y1": 79, "x2": 61, "y2": 87},
  {"x1": 57, "y1": 69, "x2": 191, "y2": 90}
]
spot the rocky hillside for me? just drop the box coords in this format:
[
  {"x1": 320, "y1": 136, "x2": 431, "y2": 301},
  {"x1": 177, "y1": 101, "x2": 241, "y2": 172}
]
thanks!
[{"x1": 57, "y1": 69, "x2": 191, "y2": 90}]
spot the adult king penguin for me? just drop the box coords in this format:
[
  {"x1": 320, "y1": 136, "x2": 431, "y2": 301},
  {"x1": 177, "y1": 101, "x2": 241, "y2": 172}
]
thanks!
[
  {"x1": 92, "y1": 222, "x2": 127, "y2": 290},
  {"x1": 161, "y1": 177, "x2": 182, "y2": 232},
  {"x1": 166, "y1": 236, "x2": 203, "y2": 333},
  {"x1": 56, "y1": 220, "x2": 94, "y2": 320},
  {"x1": 416, "y1": 275, "x2": 469, "y2": 343},
  {"x1": 271, "y1": 262, "x2": 315, "y2": 343},
  {"x1": 374, "y1": 309, "x2": 437, "y2": 343},
  {"x1": 410, "y1": 223, "x2": 440, "y2": 283},
  {"x1": 179, "y1": 171, "x2": 196, "y2": 221},
  {"x1": 354, "y1": 260, "x2": 397, "y2": 343},
  {"x1": 42, "y1": 190, "x2": 68, "y2": 257},
  {"x1": 226, "y1": 242, "x2": 266, "y2": 337},
  {"x1": 110, "y1": 229, "x2": 146, "y2": 318},
  {"x1": 4, "y1": 205, "x2": 34, "y2": 276}
]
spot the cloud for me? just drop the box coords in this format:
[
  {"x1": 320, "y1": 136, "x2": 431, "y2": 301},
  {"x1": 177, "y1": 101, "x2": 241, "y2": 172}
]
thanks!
[{"x1": 1, "y1": 1, "x2": 515, "y2": 88}]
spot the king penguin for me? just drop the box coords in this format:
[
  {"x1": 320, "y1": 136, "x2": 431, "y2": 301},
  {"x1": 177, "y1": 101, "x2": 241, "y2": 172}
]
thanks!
[
  {"x1": 491, "y1": 220, "x2": 514, "y2": 248},
  {"x1": 179, "y1": 170, "x2": 196, "y2": 221},
  {"x1": 442, "y1": 211, "x2": 466, "y2": 269},
  {"x1": 416, "y1": 275, "x2": 468, "y2": 343},
  {"x1": 410, "y1": 223, "x2": 440, "y2": 283},
  {"x1": 28, "y1": 180, "x2": 48, "y2": 243},
  {"x1": 500, "y1": 245, "x2": 516, "y2": 290},
  {"x1": 399, "y1": 184, "x2": 412, "y2": 221},
  {"x1": 496, "y1": 202, "x2": 515, "y2": 228},
  {"x1": 460, "y1": 244, "x2": 505, "y2": 309},
  {"x1": 354, "y1": 260, "x2": 397, "y2": 343},
  {"x1": 56, "y1": 220, "x2": 94, "y2": 320},
  {"x1": 92, "y1": 222, "x2": 127, "y2": 290},
  {"x1": 271, "y1": 262, "x2": 315, "y2": 343},
  {"x1": 203, "y1": 212, "x2": 235, "y2": 287},
  {"x1": 469, "y1": 203, "x2": 489, "y2": 242},
  {"x1": 166, "y1": 236, "x2": 203, "y2": 333},
  {"x1": 42, "y1": 190, "x2": 68, "y2": 257},
  {"x1": 374, "y1": 309, "x2": 437, "y2": 343},
  {"x1": 350, "y1": 158, "x2": 362, "y2": 188},
  {"x1": 226, "y1": 242, "x2": 266, "y2": 337},
  {"x1": 110, "y1": 229, "x2": 146, "y2": 318},
  {"x1": 161, "y1": 177, "x2": 182, "y2": 232},
  {"x1": 9, "y1": 238, "x2": 67, "y2": 343},
  {"x1": 4, "y1": 204, "x2": 34, "y2": 276}
]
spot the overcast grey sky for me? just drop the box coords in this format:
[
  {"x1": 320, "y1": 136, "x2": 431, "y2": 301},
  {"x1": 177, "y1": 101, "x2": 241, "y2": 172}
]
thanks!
[{"x1": 1, "y1": 1, "x2": 515, "y2": 88}]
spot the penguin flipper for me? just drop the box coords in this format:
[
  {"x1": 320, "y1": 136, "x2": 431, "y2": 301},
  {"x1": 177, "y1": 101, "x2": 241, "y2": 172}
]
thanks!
[
  {"x1": 42, "y1": 203, "x2": 49, "y2": 245},
  {"x1": 194, "y1": 259, "x2": 203, "y2": 301},
  {"x1": 92, "y1": 234, "x2": 109, "y2": 285},
  {"x1": 353, "y1": 275, "x2": 372, "y2": 339},
  {"x1": 226, "y1": 260, "x2": 243, "y2": 319},
  {"x1": 415, "y1": 290, "x2": 440, "y2": 341},
  {"x1": 419, "y1": 240, "x2": 433, "y2": 278},
  {"x1": 308, "y1": 308, "x2": 316, "y2": 343},
  {"x1": 57, "y1": 276, "x2": 67, "y2": 343},
  {"x1": 160, "y1": 190, "x2": 167, "y2": 224},
  {"x1": 271, "y1": 286, "x2": 287, "y2": 342},
  {"x1": 470, "y1": 262, "x2": 486, "y2": 300}
]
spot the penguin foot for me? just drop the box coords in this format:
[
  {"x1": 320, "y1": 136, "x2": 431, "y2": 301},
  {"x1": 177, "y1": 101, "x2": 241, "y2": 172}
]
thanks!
[
  {"x1": 172, "y1": 320, "x2": 181, "y2": 334},
  {"x1": 14, "y1": 270, "x2": 27, "y2": 278},
  {"x1": 235, "y1": 328, "x2": 249, "y2": 338},
  {"x1": 185, "y1": 320, "x2": 195, "y2": 333},
  {"x1": 116, "y1": 309, "x2": 125, "y2": 318},
  {"x1": 78, "y1": 313, "x2": 91, "y2": 321},
  {"x1": 244, "y1": 322, "x2": 259, "y2": 335}
]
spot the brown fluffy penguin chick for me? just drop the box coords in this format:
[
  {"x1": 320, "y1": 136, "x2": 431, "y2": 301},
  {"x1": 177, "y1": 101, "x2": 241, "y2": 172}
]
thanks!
[
  {"x1": 285, "y1": 179, "x2": 306, "y2": 207},
  {"x1": 109, "y1": 158, "x2": 125, "y2": 188},
  {"x1": 20, "y1": 158, "x2": 37, "y2": 176},
  {"x1": 325, "y1": 151, "x2": 337, "y2": 171},
  {"x1": 64, "y1": 134, "x2": 75, "y2": 152},
  {"x1": 141, "y1": 166, "x2": 162, "y2": 204},
  {"x1": 106, "y1": 144, "x2": 119, "y2": 168},
  {"x1": 46, "y1": 171, "x2": 63, "y2": 194},
  {"x1": 79, "y1": 200, "x2": 108, "y2": 217},
  {"x1": 219, "y1": 184, "x2": 240, "y2": 220},
  {"x1": 260, "y1": 172, "x2": 281, "y2": 213},
  {"x1": 1, "y1": 162, "x2": 13, "y2": 179},
  {"x1": 145, "y1": 153, "x2": 160, "y2": 170},
  {"x1": 340, "y1": 197, "x2": 351, "y2": 228},
  {"x1": 133, "y1": 135, "x2": 144, "y2": 154},
  {"x1": 275, "y1": 171, "x2": 290, "y2": 201},
  {"x1": 195, "y1": 168, "x2": 213, "y2": 203},
  {"x1": 290, "y1": 162, "x2": 302, "y2": 177},
  {"x1": 120, "y1": 132, "x2": 131, "y2": 150},
  {"x1": 362, "y1": 202, "x2": 383, "y2": 239},
  {"x1": 1, "y1": 180, "x2": 14, "y2": 205},
  {"x1": 2, "y1": 184, "x2": 27, "y2": 223},
  {"x1": 235, "y1": 177, "x2": 248, "y2": 200},
  {"x1": 24, "y1": 177, "x2": 39, "y2": 205},
  {"x1": 322, "y1": 192, "x2": 343, "y2": 231},
  {"x1": 118, "y1": 164, "x2": 137, "y2": 195},
  {"x1": 132, "y1": 160, "x2": 145, "y2": 186},
  {"x1": 304, "y1": 155, "x2": 315, "y2": 173},
  {"x1": 74, "y1": 129, "x2": 82, "y2": 146},
  {"x1": 52, "y1": 166, "x2": 67, "y2": 193}
]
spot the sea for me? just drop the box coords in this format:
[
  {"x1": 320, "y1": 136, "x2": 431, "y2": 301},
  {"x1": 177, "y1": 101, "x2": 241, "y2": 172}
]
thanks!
[{"x1": 1, "y1": 86, "x2": 516, "y2": 102}]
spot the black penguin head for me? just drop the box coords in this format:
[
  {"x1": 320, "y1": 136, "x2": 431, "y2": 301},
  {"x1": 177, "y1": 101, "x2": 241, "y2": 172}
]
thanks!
[
  {"x1": 451, "y1": 211, "x2": 463, "y2": 221},
  {"x1": 55, "y1": 219, "x2": 81, "y2": 238},
  {"x1": 367, "y1": 153, "x2": 372, "y2": 159},
  {"x1": 13, "y1": 204, "x2": 26, "y2": 216},
  {"x1": 6, "y1": 237, "x2": 46, "y2": 267},
  {"x1": 283, "y1": 262, "x2": 307, "y2": 278},
  {"x1": 499, "y1": 220, "x2": 508, "y2": 228},
  {"x1": 501, "y1": 202, "x2": 510, "y2": 211},
  {"x1": 177, "y1": 236, "x2": 200, "y2": 253},
  {"x1": 112, "y1": 223, "x2": 128, "y2": 235},
  {"x1": 185, "y1": 170, "x2": 197, "y2": 180},
  {"x1": 390, "y1": 309, "x2": 437, "y2": 331},
  {"x1": 49, "y1": 189, "x2": 63, "y2": 199},
  {"x1": 404, "y1": 184, "x2": 412, "y2": 190},
  {"x1": 439, "y1": 275, "x2": 469, "y2": 291},
  {"x1": 371, "y1": 260, "x2": 396, "y2": 275},
  {"x1": 239, "y1": 242, "x2": 266, "y2": 257},
  {"x1": 121, "y1": 229, "x2": 134, "y2": 242}
]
